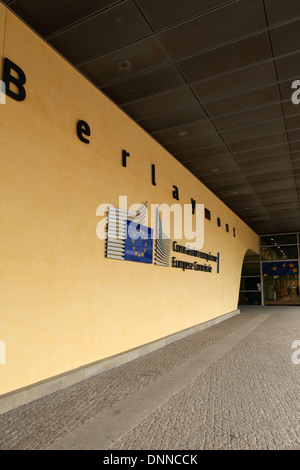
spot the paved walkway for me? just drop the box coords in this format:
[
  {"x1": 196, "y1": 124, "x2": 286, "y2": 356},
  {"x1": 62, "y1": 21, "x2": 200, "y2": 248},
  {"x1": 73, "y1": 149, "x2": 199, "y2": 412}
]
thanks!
[{"x1": 0, "y1": 306, "x2": 300, "y2": 450}]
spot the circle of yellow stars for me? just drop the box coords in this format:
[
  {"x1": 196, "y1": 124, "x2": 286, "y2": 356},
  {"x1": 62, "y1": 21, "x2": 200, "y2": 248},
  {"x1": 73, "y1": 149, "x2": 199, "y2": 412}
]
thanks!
[
  {"x1": 131, "y1": 227, "x2": 148, "y2": 258},
  {"x1": 263, "y1": 262, "x2": 298, "y2": 276}
]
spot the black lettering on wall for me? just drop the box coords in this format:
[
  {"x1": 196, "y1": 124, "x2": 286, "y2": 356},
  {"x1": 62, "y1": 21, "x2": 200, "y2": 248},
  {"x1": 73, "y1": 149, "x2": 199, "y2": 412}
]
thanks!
[
  {"x1": 172, "y1": 185, "x2": 179, "y2": 201},
  {"x1": 191, "y1": 198, "x2": 196, "y2": 214},
  {"x1": 152, "y1": 164, "x2": 157, "y2": 186},
  {"x1": 3, "y1": 58, "x2": 26, "y2": 101},
  {"x1": 122, "y1": 150, "x2": 130, "y2": 167},
  {"x1": 205, "y1": 208, "x2": 211, "y2": 221},
  {"x1": 77, "y1": 120, "x2": 91, "y2": 144}
]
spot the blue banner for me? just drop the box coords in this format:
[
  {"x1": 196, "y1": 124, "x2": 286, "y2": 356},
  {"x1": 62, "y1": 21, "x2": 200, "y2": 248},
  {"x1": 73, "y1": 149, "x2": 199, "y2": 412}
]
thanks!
[{"x1": 262, "y1": 261, "x2": 299, "y2": 276}]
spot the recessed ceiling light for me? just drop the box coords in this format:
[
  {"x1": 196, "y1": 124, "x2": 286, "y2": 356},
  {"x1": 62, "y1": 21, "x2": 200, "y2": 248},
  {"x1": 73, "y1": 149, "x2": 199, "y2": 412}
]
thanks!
[
  {"x1": 178, "y1": 130, "x2": 188, "y2": 137},
  {"x1": 116, "y1": 59, "x2": 131, "y2": 70}
]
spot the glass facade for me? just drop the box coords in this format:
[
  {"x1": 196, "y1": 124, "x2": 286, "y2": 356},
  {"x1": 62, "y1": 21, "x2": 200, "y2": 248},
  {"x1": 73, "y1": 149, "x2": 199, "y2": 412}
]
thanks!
[
  {"x1": 239, "y1": 254, "x2": 262, "y2": 306},
  {"x1": 239, "y1": 232, "x2": 300, "y2": 306},
  {"x1": 260, "y1": 234, "x2": 298, "y2": 246},
  {"x1": 261, "y1": 245, "x2": 298, "y2": 261}
]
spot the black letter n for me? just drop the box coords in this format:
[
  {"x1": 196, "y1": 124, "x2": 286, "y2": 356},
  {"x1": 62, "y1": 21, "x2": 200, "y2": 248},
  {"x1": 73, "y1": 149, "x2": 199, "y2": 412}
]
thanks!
[{"x1": 3, "y1": 58, "x2": 26, "y2": 101}]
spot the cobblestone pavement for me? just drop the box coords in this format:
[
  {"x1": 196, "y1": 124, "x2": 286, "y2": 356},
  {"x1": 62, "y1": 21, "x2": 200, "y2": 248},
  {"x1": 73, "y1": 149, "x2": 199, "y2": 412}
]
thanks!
[
  {"x1": 110, "y1": 310, "x2": 300, "y2": 450},
  {"x1": 1, "y1": 309, "x2": 300, "y2": 450},
  {"x1": 0, "y1": 313, "x2": 254, "y2": 450}
]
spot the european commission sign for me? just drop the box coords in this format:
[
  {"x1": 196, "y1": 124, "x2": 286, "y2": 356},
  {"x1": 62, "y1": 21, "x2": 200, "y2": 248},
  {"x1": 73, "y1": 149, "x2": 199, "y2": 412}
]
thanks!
[
  {"x1": 104, "y1": 201, "x2": 219, "y2": 273},
  {"x1": 105, "y1": 203, "x2": 170, "y2": 267}
]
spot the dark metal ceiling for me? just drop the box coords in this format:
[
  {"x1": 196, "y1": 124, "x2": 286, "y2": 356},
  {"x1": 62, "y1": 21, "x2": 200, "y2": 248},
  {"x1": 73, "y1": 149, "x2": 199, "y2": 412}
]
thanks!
[{"x1": 3, "y1": 0, "x2": 300, "y2": 234}]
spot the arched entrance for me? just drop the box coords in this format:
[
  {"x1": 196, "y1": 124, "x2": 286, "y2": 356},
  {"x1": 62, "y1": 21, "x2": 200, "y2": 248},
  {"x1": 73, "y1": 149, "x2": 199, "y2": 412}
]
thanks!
[
  {"x1": 239, "y1": 249, "x2": 262, "y2": 306},
  {"x1": 239, "y1": 234, "x2": 300, "y2": 307},
  {"x1": 261, "y1": 233, "x2": 300, "y2": 306}
]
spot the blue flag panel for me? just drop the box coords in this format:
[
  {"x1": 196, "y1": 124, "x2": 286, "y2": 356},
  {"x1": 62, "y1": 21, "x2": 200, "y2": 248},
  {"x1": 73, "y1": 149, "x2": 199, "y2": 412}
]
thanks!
[
  {"x1": 262, "y1": 261, "x2": 299, "y2": 276},
  {"x1": 124, "y1": 220, "x2": 153, "y2": 264}
]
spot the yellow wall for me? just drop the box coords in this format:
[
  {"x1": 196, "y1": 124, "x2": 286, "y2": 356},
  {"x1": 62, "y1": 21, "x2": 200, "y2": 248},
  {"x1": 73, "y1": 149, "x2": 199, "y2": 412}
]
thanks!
[
  {"x1": 0, "y1": 3, "x2": 5, "y2": 78},
  {"x1": 0, "y1": 6, "x2": 259, "y2": 395}
]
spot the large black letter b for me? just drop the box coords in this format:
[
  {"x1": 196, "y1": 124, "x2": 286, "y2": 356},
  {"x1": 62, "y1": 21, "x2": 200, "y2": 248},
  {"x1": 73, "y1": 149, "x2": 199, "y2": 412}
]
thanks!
[{"x1": 3, "y1": 58, "x2": 26, "y2": 101}]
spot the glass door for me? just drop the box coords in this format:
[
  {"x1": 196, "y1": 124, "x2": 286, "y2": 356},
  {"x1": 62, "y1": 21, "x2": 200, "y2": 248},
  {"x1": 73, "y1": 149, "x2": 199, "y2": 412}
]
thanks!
[{"x1": 263, "y1": 274, "x2": 300, "y2": 305}]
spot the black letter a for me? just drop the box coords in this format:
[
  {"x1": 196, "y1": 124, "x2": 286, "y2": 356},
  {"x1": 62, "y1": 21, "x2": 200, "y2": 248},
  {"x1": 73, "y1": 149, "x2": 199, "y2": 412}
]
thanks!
[{"x1": 3, "y1": 58, "x2": 26, "y2": 101}]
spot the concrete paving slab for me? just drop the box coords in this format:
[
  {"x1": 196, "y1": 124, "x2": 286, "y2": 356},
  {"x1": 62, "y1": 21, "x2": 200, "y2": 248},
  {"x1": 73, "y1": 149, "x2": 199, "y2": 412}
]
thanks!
[{"x1": 49, "y1": 313, "x2": 271, "y2": 449}]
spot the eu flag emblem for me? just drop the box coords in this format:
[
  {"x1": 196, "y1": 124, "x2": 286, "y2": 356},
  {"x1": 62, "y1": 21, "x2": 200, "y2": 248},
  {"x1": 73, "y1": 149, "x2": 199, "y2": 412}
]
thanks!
[
  {"x1": 124, "y1": 220, "x2": 153, "y2": 264},
  {"x1": 262, "y1": 261, "x2": 299, "y2": 276}
]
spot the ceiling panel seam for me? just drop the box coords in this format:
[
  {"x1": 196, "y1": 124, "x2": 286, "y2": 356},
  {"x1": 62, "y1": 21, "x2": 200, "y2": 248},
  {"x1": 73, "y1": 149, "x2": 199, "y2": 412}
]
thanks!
[
  {"x1": 151, "y1": 111, "x2": 300, "y2": 145},
  {"x1": 262, "y1": 0, "x2": 300, "y2": 211},
  {"x1": 44, "y1": 0, "x2": 127, "y2": 40},
  {"x1": 170, "y1": 134, "x2": 300, "y2": 158},
  {"x1": 74, "y1": 15, "x2": 300, "y2": 69}
]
